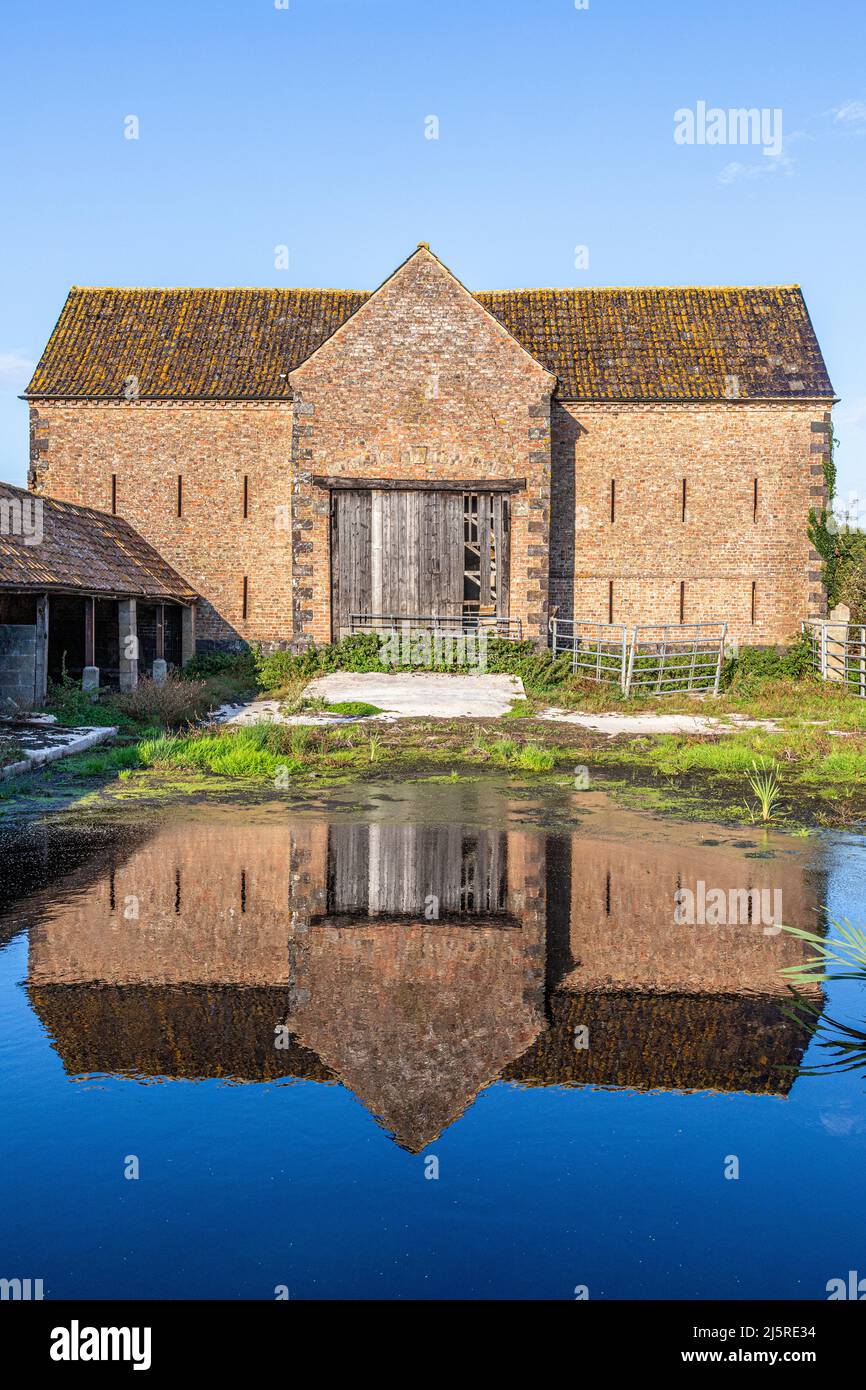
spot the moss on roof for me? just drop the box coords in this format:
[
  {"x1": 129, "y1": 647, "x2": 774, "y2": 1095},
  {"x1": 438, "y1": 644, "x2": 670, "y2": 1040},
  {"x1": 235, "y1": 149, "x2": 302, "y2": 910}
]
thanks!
[{"x1": 26, "y1": 281, "x2": 834, "y2": 402}]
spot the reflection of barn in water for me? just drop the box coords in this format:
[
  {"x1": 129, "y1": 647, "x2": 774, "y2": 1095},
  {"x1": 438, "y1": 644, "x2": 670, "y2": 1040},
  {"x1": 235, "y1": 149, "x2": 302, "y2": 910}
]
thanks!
[{"x1": 14, "y1": 806, "x2": 825, "y2": 1150}]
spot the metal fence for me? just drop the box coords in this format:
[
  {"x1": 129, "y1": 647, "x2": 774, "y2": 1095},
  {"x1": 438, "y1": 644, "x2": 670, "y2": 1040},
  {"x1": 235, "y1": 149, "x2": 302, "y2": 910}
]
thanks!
[
  {"x1": 549, "y1": 618, "x2": 728, "y2": 697},
  {"x1": 348, "y1": 613, "x2": 522, "y2": 639},
  {"x1": 802, "y1": 619, "x2": 866, "y2": 698}
]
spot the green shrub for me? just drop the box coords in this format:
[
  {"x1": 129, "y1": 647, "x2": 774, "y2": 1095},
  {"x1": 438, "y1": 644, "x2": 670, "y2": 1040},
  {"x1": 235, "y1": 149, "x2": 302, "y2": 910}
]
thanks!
[
  {"x1": 320, "y1": 700, "x2": 384, "y2": 717},
  {"x1": 116, "y1": 673, "x2": 211, "y2": 728},
  {"x1": 722, "y1": 635, "x2": 814, "y2": 692},
  {"x1": 253, "y1": 632, "x2": 573, "y2": 694},
  {"x1": 181, "y1": 648, "x2": 257, "y2": 681},
  {"x1": 46, "y1": 675, "x2": 126, "y2": 728},
  {"x1": 839, "y1": 541, "x2": 866, "y2": 623},
  {"x1": 483, "y1": 640, "x2": 573, "y2": 692},
  {"x1": 253, "y1": 638, "x2": 369, "y2": 691},
  {"x1": 255, "y1": 645, "x2": 324, "y2": 690}
]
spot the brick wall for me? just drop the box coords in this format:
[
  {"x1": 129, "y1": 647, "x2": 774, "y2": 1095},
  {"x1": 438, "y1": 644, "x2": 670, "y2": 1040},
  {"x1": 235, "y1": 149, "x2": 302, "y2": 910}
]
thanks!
[
  {"x1": 550, "y1": 400, "x2": 830, "y2": 645},
  {"x1": 288, "y1": 247, "x2": 555, "y2": 644},
  {"x1": 29, "y1": 401, "x2": 294, "y2": 645}
]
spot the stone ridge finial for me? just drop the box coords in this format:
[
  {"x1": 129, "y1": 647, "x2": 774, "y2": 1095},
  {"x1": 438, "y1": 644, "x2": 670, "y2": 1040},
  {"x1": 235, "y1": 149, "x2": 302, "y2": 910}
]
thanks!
[{"x1": 417, "y1": 241, "x2": 430, "y2": 249}]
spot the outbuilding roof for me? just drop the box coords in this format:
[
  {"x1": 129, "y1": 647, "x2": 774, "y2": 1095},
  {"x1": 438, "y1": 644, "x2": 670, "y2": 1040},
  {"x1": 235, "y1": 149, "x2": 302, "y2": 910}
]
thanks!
[{"x1": 0, "y1": 483, "x2": 197, "y2": 602}]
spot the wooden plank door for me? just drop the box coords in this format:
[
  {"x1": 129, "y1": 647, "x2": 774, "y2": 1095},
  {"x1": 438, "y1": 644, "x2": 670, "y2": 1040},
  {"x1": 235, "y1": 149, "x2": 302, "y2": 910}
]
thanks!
[
  {"x1": 332, "y1": 487, "x2": 483, "y2": 635},
  {"x1": 377, "y1": 490, "x2": 463, "y2": 618},
  {"x1": 330, "y1": 489, "x2": 372, "y2": 639}
]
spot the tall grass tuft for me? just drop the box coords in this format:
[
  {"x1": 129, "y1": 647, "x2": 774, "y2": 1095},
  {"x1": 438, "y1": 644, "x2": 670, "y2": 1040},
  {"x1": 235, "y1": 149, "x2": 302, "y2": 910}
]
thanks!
[
  {"x1": 746, "y1": 759, "x2": 783, "y2": 823},
  {"x1": 514, "y1": 743, "x2": 556, "y2": 773}
]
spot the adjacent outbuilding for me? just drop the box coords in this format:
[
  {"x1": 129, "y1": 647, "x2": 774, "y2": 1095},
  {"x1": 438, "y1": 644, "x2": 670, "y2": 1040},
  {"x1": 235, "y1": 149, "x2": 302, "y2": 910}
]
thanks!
[{"x1": 0, "y1": 482, "x2": 197, "y2": 708}]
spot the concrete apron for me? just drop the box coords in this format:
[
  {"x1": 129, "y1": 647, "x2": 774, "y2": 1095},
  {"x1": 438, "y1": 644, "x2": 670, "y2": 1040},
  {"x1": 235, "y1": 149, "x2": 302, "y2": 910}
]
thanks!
[
  {"x1": 214, "y1": 677, "x2": 783, "y2": 736},
  {"x1": 216, "y1": 672, "x2": 526, "y2": 725}
]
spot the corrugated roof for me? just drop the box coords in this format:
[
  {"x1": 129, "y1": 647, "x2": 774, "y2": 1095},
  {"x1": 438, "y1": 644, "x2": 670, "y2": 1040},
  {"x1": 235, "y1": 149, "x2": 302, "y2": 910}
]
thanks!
[
  {"x1": 25, "y1": 282, "x2": 834, "y2": 402},
  {"x1": 0, "y1": 483, "x2": 197, "y2": 601}
]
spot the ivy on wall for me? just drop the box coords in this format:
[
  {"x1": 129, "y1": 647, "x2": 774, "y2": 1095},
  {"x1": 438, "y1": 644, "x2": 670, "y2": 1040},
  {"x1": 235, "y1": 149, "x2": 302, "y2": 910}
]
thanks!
[{"x1": 807, "y1": 429, "x2": 841, "y2": 607}]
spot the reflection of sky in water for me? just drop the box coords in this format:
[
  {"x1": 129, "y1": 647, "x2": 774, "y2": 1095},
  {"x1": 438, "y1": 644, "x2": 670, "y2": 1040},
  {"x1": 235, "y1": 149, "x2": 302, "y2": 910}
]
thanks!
[{"x1": 0, "y1": 791, "x2": 864, "y2": 1300}]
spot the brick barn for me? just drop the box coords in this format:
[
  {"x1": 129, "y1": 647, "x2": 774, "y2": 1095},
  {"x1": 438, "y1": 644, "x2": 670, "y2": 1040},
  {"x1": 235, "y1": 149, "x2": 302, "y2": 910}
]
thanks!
[{"x1": 24, "y1": 245, "x2": 835, "y2": 652}]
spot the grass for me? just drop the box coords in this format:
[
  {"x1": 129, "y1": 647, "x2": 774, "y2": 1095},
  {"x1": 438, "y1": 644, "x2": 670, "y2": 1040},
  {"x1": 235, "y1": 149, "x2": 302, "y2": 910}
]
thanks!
[
  {"x1": 68, "y1": 744, "x2": 146, "y2": 777},
  {"x1": 780, "y1": 918, "x2": 866, "y2": 987},
  {"x1": 318, "y1": 700, "x2": 384, "y2": 718},
  {"x1": 0, "y1": 733, "x2": 24, "y2": 768},
  {"x1": 514, "y1": 743, "x2": 557, "y2": 772},
  {"x1": 503, "y1": 698, "x2": 534, "y2": 718},
  {"x1": 746, "y1": 760, "x2": 784, "y2": 824},
  {"x1": 44, "y1": 721, "x2": 565, "y2": 795},
  {"x1": 463, "y1": 735, "x2": 557, "y2": 773},
  {"x1": 518, "y1": 673, "x2": 866, "y2": 728},
  {"x1": 6, "y1": 629, "x2": 866, "y2": 831},
  {"x1": 137, "y1": 726, "x2": 302, "y2": 780},
  {"x1": 2, "y1": 709, "x2": 859, "y2": 833}
]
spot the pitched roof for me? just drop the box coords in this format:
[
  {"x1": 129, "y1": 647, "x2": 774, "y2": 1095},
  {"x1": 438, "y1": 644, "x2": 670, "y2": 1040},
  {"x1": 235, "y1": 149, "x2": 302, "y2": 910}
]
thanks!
[
  {"x1": 0, "y1": 483, "x2": 197, "y2": 601},
  {"x1": 503, "y1": 990, "x2": 808, "y2": 1097},
  {"x1": 25, "y1": 281, "x2": 833, "y2": 403},
  {"x1": 27, "y1": 984, "x2": 809, "y2": 1100}
]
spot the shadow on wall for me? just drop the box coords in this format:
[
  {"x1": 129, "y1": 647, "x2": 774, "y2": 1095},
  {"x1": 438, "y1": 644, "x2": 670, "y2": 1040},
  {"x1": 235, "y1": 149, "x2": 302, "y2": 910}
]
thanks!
[
  {"x1": 549, "y1": 407, "x2": 587, "y2": 625},
  {"x1": 194, "y1": 594, "x2": 285, "y2": 656}
]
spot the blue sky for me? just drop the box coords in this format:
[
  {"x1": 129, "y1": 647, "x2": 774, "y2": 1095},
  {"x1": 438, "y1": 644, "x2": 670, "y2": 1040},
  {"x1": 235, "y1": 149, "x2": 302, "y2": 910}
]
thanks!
[{"x1": 1, "y1": 0, "x2": 864, "y2": 502}]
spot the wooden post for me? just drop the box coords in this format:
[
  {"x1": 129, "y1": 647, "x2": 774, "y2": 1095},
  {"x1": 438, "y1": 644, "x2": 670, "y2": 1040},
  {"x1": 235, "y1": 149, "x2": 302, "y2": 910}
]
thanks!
[
  {"x1": 370, "y1": 490, "x2": 383, "y2": 622},
  {"x1": 84, "y1": 596, "x2": 95, "y2": 668},
  {"x1": 155, "y1": 604, "x2": 165, "y2": 661},
  {"x1": 34, "y1": 593, "x2": 49, "y2": 705}
]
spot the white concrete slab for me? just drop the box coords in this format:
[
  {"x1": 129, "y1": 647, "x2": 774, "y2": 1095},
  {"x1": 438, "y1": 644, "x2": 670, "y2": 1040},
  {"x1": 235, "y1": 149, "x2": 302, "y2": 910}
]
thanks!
[
  {"x1": 538, "y1": 708, "x2": 779, "y2": 737},
  {"x1": 305, "y1": 672, "x2": 524, "y2": 719},
  {"x1": 216, "y1": 672, "x2": 526, "y2": 725}
]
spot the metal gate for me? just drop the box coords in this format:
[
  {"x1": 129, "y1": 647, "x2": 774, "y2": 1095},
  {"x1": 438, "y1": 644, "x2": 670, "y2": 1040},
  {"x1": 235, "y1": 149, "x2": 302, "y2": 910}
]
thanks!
[
  {"x1": 802, "y1": 619, "x2": 866, "y2": 697},
  {"x1": 549, "y1": 618, "x2": 728, "y2": 696}
]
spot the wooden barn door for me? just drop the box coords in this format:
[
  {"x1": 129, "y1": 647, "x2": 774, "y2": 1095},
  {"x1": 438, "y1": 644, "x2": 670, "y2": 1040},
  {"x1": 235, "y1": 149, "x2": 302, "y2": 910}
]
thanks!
[
  {"x1": 330, "y1": 488, "x2": 465, "y2": 637},
  {"x1": 377, "y1": 490, "x2": 464, "y2": 620},
  {"x1": 324, "y1": 823, "x2": 508, "y2": 920}
]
